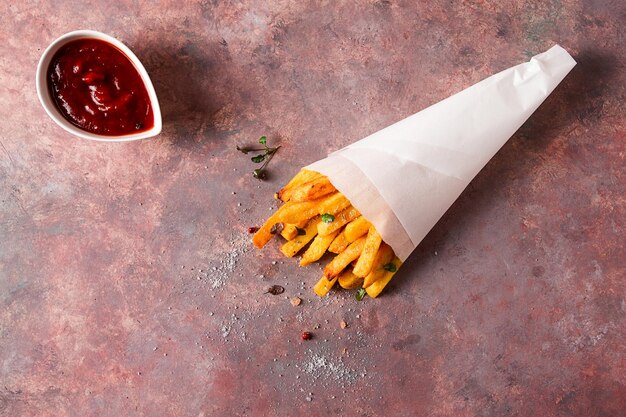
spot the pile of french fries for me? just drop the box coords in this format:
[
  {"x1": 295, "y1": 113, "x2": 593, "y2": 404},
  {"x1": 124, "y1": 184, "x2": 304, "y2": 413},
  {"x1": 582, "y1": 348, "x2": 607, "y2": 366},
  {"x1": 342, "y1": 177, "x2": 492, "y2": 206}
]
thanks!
[{"x1": 252, "y1": 169, "x2": 402, "y2": 298}]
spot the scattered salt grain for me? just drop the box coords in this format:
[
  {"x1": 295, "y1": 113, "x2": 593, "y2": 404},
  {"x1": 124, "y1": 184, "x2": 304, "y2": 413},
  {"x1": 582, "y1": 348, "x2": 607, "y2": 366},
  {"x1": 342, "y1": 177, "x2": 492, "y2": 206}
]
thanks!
[
  {"x1": 205, "y1": 233, "x2": 249, "y2": 289},
  {"x1": 298, "y1": 350, "x2": 360, "y2": 385},
  {"x1": 221, "y1": 326, "x2": 231, "y2": 338}
]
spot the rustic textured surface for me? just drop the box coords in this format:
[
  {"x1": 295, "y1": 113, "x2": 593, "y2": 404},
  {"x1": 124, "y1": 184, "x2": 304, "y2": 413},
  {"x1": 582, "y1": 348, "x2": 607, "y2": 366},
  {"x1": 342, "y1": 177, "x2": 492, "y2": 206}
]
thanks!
[{"x1": 1, "y1": 1, "x2": 624, "y2": 416}]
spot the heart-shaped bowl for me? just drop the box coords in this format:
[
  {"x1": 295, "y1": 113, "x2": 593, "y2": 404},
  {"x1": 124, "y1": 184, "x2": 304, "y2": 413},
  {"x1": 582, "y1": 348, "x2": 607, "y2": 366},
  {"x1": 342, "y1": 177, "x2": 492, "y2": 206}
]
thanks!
[{"x1": 36, "y1": 30, "x2": 162, "y2": 142}]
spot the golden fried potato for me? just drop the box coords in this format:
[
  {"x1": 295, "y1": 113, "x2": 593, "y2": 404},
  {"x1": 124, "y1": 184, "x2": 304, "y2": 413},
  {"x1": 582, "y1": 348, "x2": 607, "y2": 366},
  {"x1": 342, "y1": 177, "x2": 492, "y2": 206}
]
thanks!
[
  {"x1": 323, "y1": 236, "x2": 366, "y2": 279},
  {"x1": 277, "y1": 169, "x2": 322, "y2": 202},
  {"x1": 362, "y1": 243, "x2": 394, "y2": 288},
  {"x1": 338, "y1": 269, "x2": 363, "y2": 289},
  {"x1": 328, "y1": 230, "x2": 350, "y2": 254},
  {"x1": 365, "y1": 256, "x2": 402, "y2": 298},
  {"x1": 290, "y1": 177, "x2": 336, "y2": 202},
  {"x1": 352, "y1": 226, "x2": 383, "y2": 277},
  {"x1": 254, "y1": 168, "x2": 403, "y2": 299},
  {"x1": 280, "y1": 220, "x2": 308, "y2": 241},
  {"x1": 317, "y1": 206, "x2": 360, "y2": 236},
  {"x1": 313, "y1": 275, "x2": 338, "y2": 297},
  {"x1": 300, "y1": 230, "x2": 339, "y2": 266},
  {"x1": 280, "y1": 216, "x2": 321, "y2": 257},
  {"x1": 344, "y1": 216, "x2": 371, "y2": 242},
  {"x1": 252, "y1": 202, "x2": 295, "y2": 248},
  {"x1": 316, "y1": 192, "x2": 351, "y2": 216},
  {"x1": 278, "y1": 200, "x2": 323, "y2": 224},
  {"x1": 277, "y1": 192, "x2": 353, "y2": 229}
]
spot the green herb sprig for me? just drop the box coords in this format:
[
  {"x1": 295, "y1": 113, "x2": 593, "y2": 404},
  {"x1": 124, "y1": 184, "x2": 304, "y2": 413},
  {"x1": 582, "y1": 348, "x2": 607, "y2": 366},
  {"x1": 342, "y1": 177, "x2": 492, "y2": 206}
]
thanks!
[
  {"x1": 355, "y1": 288, "x2": 367, "y2": 301},
  {"x1": 321, "y1": 213, "x2": 335, "y2": 223},
  {"x1": 383, "y1": 263, "x2": 397, "y2": 272},
  {"x1": 236, "y1": 136, "x2": 281, "y2": 180}
]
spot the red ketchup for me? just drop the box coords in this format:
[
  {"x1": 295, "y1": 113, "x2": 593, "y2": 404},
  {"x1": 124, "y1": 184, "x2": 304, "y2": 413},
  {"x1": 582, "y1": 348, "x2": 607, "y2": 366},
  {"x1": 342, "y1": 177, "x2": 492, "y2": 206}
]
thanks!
[{"x1": 47, "y1": 38, "x2": 153, "y2": 136}]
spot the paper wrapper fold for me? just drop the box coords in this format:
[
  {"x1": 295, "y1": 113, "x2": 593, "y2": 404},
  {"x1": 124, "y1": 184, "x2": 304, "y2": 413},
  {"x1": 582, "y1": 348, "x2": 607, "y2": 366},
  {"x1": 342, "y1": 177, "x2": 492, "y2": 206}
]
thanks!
[{"x1": 307, "y1": 45, "x2": 576, "y2": 261}]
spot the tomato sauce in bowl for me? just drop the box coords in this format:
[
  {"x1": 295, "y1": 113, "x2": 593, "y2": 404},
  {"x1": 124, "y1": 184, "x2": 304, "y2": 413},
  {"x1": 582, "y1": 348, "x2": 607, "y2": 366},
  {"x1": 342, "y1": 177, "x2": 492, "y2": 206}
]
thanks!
[{"x1": 47, "y1": 38, "x2": 153, "y2": 136}]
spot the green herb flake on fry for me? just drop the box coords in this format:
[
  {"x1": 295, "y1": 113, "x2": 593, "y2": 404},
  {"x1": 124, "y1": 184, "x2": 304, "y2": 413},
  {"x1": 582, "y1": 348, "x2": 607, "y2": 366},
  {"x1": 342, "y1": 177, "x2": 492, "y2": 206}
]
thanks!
[
  {"x1": 383, "y1": 263, "x2": 397, "y2": 272},
  {"x1": 321, "y1": 213, "x2": 335, "y2": 223}
]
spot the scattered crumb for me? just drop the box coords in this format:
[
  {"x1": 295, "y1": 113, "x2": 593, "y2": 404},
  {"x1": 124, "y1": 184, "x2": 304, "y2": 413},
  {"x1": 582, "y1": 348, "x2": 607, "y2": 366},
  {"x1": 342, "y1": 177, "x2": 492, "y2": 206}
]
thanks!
[
  {"x1": 340, "y1": 320, "x2": 348, "y2": 329},
  {"x1": 291, "y1": 297, "x2": 302, "y2": 306}
]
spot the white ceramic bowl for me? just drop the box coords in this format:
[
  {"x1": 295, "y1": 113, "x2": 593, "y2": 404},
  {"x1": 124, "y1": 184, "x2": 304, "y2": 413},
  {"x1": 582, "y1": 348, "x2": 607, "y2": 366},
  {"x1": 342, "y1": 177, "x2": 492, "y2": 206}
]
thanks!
[{"x1": 36, "y1": 30, "x2": 162, "y2": 142}]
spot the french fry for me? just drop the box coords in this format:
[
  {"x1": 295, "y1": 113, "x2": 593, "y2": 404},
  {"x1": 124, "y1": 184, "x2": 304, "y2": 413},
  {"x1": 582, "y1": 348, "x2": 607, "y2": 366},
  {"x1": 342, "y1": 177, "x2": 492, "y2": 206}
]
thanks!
[
  {"x1": 252, "y1": 202, "x2": 295, "y2": 248},
  {"x1": 344, "y1": 216, "x2": 371, "y2": 242},
  {"x1": 300, "y1": 230, "x2": 339, "y2": 266},
  {"x1": 317, "y1": 206, "x2": 360, "y2": 236},
  {"x1": 279, "y1": 192, "x2": 344, "y2": 224},
  {"x1": 352, "y1": 226, "x2": 383, "y2": 277},
  {"x1": 314, "y1": 275, "x2": 338, "y2": 297},
  {"x1": 277, "y1": 169, "x2": 322, "y2": 202},
  {"x1": 280, "y1": 216, "x2": 321, "y2": 257},
  {"x1": 290, "y1": 177, "x2": 336, "y2": 202},
  {"x1": 365, "y1": 256, "x2": 402, "y2": 298},
  {"x1": 323, "y1": 236, "x2": 366, "y2": 279},
  {"x1": 328, "y1": 230, "x2": 349, "y2": 253},
  {"x1": 278, "y1": 200, "x2": 323, "y2": 224},
  {"x1": 254, "y1": 170, "x2": 403, "y2": 298},
  {"x1": 280, "y1": 220, "x2": 308, "y2": 241},
  {"x1": 317, "y1": 192, "x2": 351, "y2": 216},
  {"x1": 338, "y1": 269, "x2": 364, "y2": 289},
  {"x1": 281, "y1": 225, "x2": 299, "y2": 241},
  {"x1": 363, "y1": 243, "x2": 394, "y2": 288}
]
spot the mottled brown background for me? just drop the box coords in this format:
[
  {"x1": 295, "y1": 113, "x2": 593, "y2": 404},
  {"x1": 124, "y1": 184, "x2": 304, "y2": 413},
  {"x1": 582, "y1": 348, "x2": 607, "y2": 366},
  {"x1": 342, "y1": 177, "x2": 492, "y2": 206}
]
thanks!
[{"x1": 1, "y1": 1, "x2": 624, "y2": 416}]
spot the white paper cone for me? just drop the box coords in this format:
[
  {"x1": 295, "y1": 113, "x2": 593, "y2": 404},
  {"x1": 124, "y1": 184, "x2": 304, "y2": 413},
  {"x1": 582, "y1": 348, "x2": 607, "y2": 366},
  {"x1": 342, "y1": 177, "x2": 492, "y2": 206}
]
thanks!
[{"x1": 307, "y1": 45, "x2": 576, "y2": 261}]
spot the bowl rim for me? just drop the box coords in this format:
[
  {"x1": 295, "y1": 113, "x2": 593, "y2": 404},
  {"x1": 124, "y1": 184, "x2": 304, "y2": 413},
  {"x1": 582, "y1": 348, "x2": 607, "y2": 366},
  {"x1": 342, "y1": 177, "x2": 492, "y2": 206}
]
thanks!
[{"x1": 36, "y1": 29, "x2": 162, "y2": 142}]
